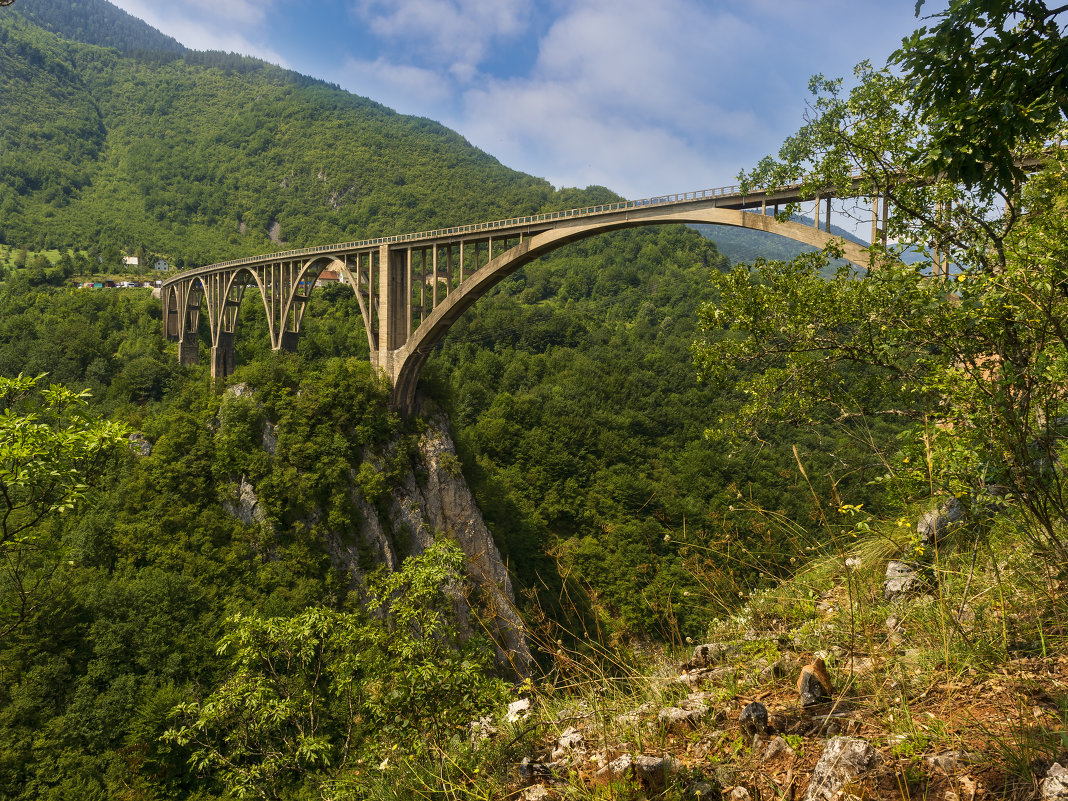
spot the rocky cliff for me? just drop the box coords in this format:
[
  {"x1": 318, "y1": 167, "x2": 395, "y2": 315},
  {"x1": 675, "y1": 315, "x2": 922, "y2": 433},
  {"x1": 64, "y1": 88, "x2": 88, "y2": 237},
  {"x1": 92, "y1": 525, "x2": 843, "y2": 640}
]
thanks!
[{"x1": 221, "y1": 384, "x2": 531, "y2": 674}]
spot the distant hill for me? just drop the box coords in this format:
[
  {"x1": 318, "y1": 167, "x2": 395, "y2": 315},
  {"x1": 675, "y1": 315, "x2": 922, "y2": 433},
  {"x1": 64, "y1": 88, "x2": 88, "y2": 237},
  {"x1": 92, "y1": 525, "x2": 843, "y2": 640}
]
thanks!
[
  {"x1": 693, "y1": 215, "x2": 870, "y2": 267},
  {"x1": 11, "y1": 0, "x2": 185, "y2": 54},
  {"x1": 0, "y1": 0, "x2": 868, "y2": 275}
]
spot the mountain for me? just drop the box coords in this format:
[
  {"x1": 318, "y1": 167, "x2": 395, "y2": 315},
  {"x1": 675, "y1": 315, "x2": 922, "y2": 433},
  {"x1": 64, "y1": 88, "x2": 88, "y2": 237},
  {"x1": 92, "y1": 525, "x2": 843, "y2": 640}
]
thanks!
[
  {"x1": 11, "y1": 0, "x2": 185, "y2": 54},
  {"x1": 0, "y1": 5, "x2": 918, "y2": 798},
  {"x1": 0, "y1": 2, "x2": 565, "y2": 266}
]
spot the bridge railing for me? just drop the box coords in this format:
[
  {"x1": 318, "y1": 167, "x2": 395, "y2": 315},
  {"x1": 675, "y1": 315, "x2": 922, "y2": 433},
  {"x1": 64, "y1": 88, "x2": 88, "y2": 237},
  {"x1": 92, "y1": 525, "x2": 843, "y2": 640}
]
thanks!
[{"x1": 171, "y1": 169, "x2": 866, "y2": 279}]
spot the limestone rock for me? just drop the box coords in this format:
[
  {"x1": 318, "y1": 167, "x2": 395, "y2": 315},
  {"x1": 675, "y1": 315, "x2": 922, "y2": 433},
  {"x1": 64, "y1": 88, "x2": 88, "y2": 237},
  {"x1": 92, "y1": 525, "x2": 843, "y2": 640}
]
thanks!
[
  {"x1": 884, "y1": 560, "x2": 926, "y2": 601},
  {"x1": 551, "y1": 726, "x2": 584, "y2": 761},
  {"x1": 507, "y1": 698, "x2": 532, "y2": 723},
  {"x1": 223, "y1": 475, "x2": 266, "y2": 527},
  {"x1": 261, "y1": 419, "x2": 277, "y2": 455},
  {"x1": 614, "y1": 701, "x2": 655, "y2": 725},
  {"x1": 739, "y1": 702, "x2": 768, "y2": 736},
  {"x1": 225, "y1": 382, "x2": 254, "y2": 399},
  {"x1": 518, "y1": 757, "x2": 564, "y2": 781},
  {"x1": 917, "y1": 497, "x2": 963, "y2": 544},
  {"x1": 684, "y1": 642, "x2": 733, "y2": 670},
  {"x1": 1041, "y1": 762, "x2": 1068, "y2": 800},
  {"x1": 468, "y1": 716, "x2": 497, "y2": 742},
  {"x1": 759, "y1": 656, "x2": 797, "y2": 683},
  {"x1": 660, "y1": 705, "x2": 706, "y2": 730},
  {"x1": 798, "y1": 659, "x2": 832, "y2": 706},
  {"x1": 387, "y1": 412, "x2": 531, "y2": 672},
  {"x1": 352, "y1": 496, "x2": 398, "y2": 571},
  {"x1": 128, "y1": 432, "x2": 153, "y2": 457},
  {"x1": 556, "y1": 726, "x2": 583, "y2": 750},
  {"x1": 923, "y1": 750, "x2": 978, "y2": 775},
  {"x1": 727, "y1": 787, "x2": 752, "y2": 801},
  {"x1": 596, "y1": 754, "x2": 676, "y2": 792},
  {"x1": 804, "y1": 737, "x2": 881, "y2": 801},
  {"x1": 763, "y1": 735, "x2": 795, "y2": 762}
]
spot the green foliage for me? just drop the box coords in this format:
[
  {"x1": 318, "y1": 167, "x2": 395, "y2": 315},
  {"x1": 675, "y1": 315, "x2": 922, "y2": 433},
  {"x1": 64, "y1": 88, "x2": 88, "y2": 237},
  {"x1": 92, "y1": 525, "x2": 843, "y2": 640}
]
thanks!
[
  {"x1": 11, "y1": 0, "x2": 187, "y2": 55},
  {"x1": 0, "y1": 10, "x2": 565, "y2": 262},
  {"x1": 425, "y1": 225, "x2": 891, "y2": 642},
  {"x1": 706, "y1": 19, "x2": 1068, "y2": 555},
  {"x1": 0, "y1": 282, "x2": 181, "y2": 412},
  {"x1": 165, "y1": 540, "x2": 508, "y2": 800},
  {"x1": 0, "y1": 372, "x2": 128, "y2": 638},
  {"x1": 0, "y1": 7, "x2": 1004, "y2": 799},
  {"x1": 894, "y1": 1, "x2": 1068, "y2": 194}
]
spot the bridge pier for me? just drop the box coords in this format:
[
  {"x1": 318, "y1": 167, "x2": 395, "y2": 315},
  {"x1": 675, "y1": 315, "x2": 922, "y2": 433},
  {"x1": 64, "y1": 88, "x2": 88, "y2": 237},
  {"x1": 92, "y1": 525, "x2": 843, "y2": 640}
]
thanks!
[
  {"x1": 211, "y1": 332, "x2": 236, "y2": 379},
  {"x1": 279, "y1": 331, "x2": 300, "y2": 353},
  {"x1": 179, "y1": 337, "x2": 199, "y2": 366},
  {"x1": 376, "y1": 245, "x2": 409, "y2": 369}
]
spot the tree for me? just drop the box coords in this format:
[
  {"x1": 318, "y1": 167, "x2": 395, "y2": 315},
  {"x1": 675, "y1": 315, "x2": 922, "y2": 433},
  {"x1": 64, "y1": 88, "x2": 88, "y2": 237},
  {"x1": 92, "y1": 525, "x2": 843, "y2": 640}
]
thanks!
[
  {"x1": 0, "y1": 373, "x2": 128, "y2": 637},
  {"x1": 700, "y1": 35, "x2": 1068, "y2": 551},
  {"x1": 894, "y1": 0, "x2": 1068, "y2": 194},
  {"x1": 165, "y1": 540, "x2": 507, "y2": 800}
]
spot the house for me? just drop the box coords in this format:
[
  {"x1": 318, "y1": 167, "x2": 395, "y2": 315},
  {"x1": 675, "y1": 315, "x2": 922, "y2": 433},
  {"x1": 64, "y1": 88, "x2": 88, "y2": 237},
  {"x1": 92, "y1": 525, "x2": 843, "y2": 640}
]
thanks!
[
  {"x1": 153, "y1": 259, "x2": 170, "y2": 271},
  {"x1": 315, "y1": 270, "x2": 341, "y2": 287},
  {"x1": 123, "y1": 256, "x2": 139, "y2": 269}
]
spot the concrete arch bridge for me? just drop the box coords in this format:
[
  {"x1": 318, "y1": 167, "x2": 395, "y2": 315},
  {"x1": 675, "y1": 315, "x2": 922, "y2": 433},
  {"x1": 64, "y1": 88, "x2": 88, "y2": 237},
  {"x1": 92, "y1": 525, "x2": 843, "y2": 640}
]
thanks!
[{"x1": 162, "y1": 180, "x2": 876, "y2": 415}]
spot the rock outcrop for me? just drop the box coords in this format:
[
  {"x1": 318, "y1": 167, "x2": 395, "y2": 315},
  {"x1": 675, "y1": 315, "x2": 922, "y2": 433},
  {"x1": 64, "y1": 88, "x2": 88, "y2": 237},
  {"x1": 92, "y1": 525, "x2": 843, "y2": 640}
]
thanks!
[
  {"x1": 382, "y1": 411, "x2": 531, "y2": 673},
  {"x1": 217, "y1": 384, "x2": 531, "y2": 674}
]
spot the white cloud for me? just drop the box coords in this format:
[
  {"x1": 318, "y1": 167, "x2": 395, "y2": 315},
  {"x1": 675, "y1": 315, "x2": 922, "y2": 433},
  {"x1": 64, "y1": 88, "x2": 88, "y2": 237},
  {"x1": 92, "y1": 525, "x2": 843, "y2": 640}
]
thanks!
[
  {"x1": 338, "y1": 57, "x2": 455, "y2": 117},
  {"x1": 350, "y1": 0, "x2": 531, "y2": 81},
  {"x1": 108, "y1": 0, "x2": 926, "y2": 201},
  {"x1": 436, "y1": 0, "x2": 924, "y2": 198},
  {"x1": 441, "y1": 0, "x2": 795, "y2": 197}
]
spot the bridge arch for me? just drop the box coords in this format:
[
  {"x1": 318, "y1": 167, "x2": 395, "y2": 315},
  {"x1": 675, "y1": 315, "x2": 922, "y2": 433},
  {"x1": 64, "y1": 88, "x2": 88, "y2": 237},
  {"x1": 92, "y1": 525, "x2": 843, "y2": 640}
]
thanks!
[
  {"x1": 163, "y1": 190, "x2": 877, "y2": 405},
  {"x1": 389, "y1": 208, "x2": 869, "y2": 413}
]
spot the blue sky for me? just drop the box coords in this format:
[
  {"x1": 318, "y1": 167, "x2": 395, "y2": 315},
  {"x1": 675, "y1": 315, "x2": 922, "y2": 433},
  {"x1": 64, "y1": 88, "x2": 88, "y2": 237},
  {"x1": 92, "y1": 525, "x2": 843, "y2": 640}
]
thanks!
[{"x1": 107, "y1": 0, "x2": 932, "y2": 201}]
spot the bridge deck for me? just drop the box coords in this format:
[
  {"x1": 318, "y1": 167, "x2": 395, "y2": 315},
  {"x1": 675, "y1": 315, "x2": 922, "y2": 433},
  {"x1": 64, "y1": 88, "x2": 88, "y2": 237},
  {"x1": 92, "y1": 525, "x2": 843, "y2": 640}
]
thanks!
[{"x1": 164, "y1": 170, "x2": 867, "y2": 286}]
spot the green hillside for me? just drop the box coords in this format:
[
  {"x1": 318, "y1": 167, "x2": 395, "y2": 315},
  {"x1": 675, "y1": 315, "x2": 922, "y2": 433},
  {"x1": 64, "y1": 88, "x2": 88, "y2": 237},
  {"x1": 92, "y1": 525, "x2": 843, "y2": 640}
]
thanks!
[
  {"x1": 0, "y1": 0, "x2": 900, "y2": 648},
  {"x1": 10, "y1": 0, "x2": 185, "y2": 54},
  {"x1": 0, "y1": 8, "x2": 568, "y2": 266}
]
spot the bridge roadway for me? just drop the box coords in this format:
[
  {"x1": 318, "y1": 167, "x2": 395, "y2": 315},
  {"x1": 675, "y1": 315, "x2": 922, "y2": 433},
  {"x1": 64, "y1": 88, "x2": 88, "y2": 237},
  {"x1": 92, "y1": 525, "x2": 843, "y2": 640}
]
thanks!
[{"x1": 162, "y1": 174, "x2": 878, "y2": 414}]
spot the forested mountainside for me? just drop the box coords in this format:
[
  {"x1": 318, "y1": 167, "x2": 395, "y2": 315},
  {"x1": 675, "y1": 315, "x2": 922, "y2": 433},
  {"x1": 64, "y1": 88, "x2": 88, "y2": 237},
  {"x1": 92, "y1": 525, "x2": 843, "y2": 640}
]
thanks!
[
  {"x1": 0, "y1": 0, "x2": 896, "y2": 635},
  {"x1": 0, "y1": 6, "x2": 572, "y2": 266},
  {"x1": 0, "y1": 0, "x2": 840, "y2": 270},
  {"x1": 10, "y1": 0, "x2": 185, "y2": 54},
  {"x1": 0, "y1": 2, "x2": 912, "y2": 798}
]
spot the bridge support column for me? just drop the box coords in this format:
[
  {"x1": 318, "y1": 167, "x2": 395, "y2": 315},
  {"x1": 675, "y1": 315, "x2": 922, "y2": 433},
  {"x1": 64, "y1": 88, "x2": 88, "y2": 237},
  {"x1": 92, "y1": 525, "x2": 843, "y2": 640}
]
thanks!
[
  {"x1": 211, "y1": 332, "x2": 235, "y2": 379},
  {"x1": 179, "y1": 337, "x2": 199, "y2": 366},
  {"x1": 165, "y1": 311, "x2": 180, "y2": 341},
  {"x1": 279, "y1": 331, "x2": 299, "y2": 353},
  {"x1": 375, "y1": 244, "x2": 409, "y2": 379}
]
